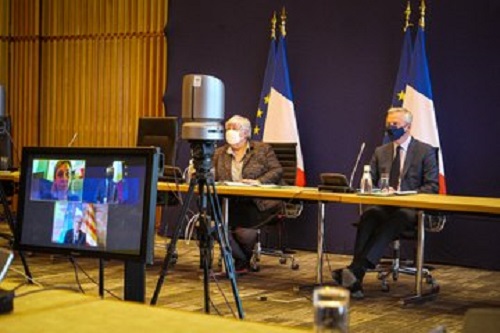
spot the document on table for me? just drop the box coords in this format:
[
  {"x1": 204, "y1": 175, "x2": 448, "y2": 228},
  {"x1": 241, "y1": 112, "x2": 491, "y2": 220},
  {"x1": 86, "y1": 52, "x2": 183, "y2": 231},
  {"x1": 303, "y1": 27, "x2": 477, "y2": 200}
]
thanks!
[
  {"x1": 221, "y1": 181, "x2": 279, "y2": 188},
  {"x1": 357, "y1": 190, "x2": 418, "y2": 197}
]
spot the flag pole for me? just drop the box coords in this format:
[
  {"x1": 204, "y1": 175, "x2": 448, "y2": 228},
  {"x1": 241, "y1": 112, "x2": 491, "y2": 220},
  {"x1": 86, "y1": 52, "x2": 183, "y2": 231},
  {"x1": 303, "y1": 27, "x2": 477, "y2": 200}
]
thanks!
[
  {"x1": 280, "y1": 7, "x2": 286, "y2": 37},
  {"x1": 404, "y1": 1, "x2": 412, "y2": 32},
  {"x1": 419, "y1": 0, "x2": 426, "y2": 30},
  {"x1": 271, "y1": 11, "x2": 277, "y2": 39}
]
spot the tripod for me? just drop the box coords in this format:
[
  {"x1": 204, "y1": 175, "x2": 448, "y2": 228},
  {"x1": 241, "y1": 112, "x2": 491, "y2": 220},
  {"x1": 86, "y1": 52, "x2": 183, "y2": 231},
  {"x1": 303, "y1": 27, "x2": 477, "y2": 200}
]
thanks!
[
  {"x1": 0, "y1": 181, "x2": 33, "y2": 282},
  {"x1": 150, "y1": 141, "x2": 244, "y2": 319}
]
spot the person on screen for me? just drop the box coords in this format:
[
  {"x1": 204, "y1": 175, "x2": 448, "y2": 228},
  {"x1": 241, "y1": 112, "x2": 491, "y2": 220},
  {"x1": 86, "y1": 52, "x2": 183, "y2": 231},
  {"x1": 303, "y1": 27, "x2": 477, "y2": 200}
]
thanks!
[
  {"x1": 63, "y1": 208, "x2": 86, "y2": 245},
  {"x1": 332, "y1": 107, "x2": 439, "y2": 299},
  {"x1": 94, "y1": 164, "x2": 126, "y2": 204},
  {"x1": 213, "y1": 115, "x2": 283, "y2": 274},
  {"x1": 42, "y1": 160, "x2": 79, "y2": 201}
]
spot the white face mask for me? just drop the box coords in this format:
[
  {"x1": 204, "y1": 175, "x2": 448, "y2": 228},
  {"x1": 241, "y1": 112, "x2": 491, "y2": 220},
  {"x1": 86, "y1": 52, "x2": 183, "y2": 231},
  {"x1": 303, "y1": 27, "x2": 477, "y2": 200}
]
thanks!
[{"x1": 225, "y1": 129, "x2": 241, "y2": 145}]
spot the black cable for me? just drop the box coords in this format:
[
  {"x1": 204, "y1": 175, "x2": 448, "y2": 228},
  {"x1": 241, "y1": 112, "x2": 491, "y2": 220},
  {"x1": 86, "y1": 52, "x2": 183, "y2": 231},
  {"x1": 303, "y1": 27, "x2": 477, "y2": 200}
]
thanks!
[
  {"x1": 68, "y1": 257, "x2": 85, "y2": 294},
  {"x1": 210, "y1": 269, "x2": 237, "y2": 318},
  {"x1": 71, "y1": 258, "x2": 122, "y2": 300},
  {"x1": 15, "y1": 285, "x2": 82, "y2": 298}
]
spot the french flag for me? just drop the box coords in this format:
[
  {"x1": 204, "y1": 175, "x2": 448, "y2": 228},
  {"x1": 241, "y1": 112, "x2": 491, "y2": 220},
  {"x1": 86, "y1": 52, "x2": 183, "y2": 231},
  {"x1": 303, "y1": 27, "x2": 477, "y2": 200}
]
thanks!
[
  {"x1": 263, "y1": 29, "x2": 306, "y2": 186},
  {"x1": 403, "y1": 25, "x2": 447, "y2": 194}
]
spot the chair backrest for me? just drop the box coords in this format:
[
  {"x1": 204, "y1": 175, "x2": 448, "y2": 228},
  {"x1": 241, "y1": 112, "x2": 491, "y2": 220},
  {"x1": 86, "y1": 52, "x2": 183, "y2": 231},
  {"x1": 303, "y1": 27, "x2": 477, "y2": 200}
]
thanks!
[
  {"x1": 137, "y1": 117, "x2": 179, "y2": 167},
  {"x1": 267, "y1": 142, "x2": 297, "y2": 186}
]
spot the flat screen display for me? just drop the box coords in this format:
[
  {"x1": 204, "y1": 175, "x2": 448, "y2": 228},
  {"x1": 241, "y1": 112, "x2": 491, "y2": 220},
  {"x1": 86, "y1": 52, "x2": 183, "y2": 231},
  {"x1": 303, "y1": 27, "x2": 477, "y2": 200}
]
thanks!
[{"x1": 15, "y1": 147, "x2": 158, "y2": 262}]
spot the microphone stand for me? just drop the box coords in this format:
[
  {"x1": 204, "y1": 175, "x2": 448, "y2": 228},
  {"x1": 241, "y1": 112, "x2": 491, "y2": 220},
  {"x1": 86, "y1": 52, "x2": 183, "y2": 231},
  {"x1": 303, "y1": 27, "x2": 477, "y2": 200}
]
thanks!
[{"x1": 349, "y1": 142, "x2": 366, "y2": 189}]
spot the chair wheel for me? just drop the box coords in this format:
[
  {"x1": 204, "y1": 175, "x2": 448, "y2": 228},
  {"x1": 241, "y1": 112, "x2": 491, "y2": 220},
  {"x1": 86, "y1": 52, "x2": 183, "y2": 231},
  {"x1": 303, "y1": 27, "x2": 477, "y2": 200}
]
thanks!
[
  {"x1": 425, "y1": 276, "x2": 435, "y2": 285},
  {"x1": 279, "y1": 258, "x2": 287, "y2": 265},
  {"x1": 381, "y1": 282, "x2": 390, "y2": 292},
  {"x1": 291, "y1": 262, "x2": 299, "y2": 270}
]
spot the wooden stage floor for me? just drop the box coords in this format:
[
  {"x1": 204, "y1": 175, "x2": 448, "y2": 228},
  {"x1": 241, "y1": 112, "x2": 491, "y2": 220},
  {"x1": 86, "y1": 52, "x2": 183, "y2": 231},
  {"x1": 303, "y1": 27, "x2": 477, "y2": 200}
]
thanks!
[{"x1": 3, "y1": 233, "x2": 500, "y2": 333}]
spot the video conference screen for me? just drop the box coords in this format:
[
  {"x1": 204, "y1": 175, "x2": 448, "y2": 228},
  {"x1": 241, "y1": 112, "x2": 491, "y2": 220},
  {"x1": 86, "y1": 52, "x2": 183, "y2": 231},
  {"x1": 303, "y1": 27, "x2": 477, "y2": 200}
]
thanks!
[{"x1": 15, "y1": 147, "x2": 158, "y2": 262}]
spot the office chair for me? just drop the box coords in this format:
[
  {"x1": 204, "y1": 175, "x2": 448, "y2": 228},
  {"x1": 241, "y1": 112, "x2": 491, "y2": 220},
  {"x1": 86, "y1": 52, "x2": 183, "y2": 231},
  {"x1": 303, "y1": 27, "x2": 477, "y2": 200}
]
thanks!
[
  {"x1": 369, "y1": 147, "x2": 444, "y2": 297},
  {"x1": 137, "y1": 117, "x2": 180, "y2": 235},
  {"x1": 374, "y1": 212, "x2": 445, "y2": 292},
  {"x1": 251, "y1": 142, "x2": 302, "y2": 271}
]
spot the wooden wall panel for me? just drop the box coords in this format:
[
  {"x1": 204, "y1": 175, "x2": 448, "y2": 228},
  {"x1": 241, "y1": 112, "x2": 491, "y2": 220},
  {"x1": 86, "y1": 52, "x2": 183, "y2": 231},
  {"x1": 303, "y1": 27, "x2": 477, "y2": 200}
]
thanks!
[
  {"x1": 40, "y1": 0, "x2": 167, "y2": 148},
  {"x1": 2, "y1": 0, "x2": 167, "y2": 166},
  {"x1": 0, "y1": 0, "x2": 9, "y2": 86},
  {"x1": 9, "y1": 0, "x2": 40, "y2": 166}
]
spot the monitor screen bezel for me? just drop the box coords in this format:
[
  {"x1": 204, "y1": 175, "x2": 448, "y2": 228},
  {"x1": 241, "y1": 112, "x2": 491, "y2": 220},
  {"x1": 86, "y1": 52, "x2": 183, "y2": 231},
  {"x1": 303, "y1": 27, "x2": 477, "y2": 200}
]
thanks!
[{"x1": 14, "y1": 146, "x2": 158, "y2": 263}]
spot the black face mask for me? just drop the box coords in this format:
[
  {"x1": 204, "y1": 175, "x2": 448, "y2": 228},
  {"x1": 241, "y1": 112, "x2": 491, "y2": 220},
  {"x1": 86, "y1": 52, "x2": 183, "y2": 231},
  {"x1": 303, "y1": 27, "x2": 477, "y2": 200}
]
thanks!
[{"x1": 386, "y1": 125, "x2": 406, "y2": 141}]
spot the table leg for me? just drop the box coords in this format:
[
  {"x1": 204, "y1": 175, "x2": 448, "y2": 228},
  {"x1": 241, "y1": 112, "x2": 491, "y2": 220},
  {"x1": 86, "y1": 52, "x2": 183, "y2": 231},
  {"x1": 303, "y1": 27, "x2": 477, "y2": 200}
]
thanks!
[
  {"x1": 316, "y1": 201, "x2": 325, "y2": 285},
  {"x1": 402, "y1": 211, "x2": 438, "y2": 305}
]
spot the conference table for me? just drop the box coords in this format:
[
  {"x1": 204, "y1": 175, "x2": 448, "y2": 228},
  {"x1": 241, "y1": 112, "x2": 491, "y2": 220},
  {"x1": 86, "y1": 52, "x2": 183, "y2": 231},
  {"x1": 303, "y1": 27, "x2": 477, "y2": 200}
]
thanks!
[
  {"x1": 3, "y1": 171, "x2": 500, "y2": 304},
  {"x1": 158, "y1": 181, "x2": 500, "y2": 304},
  {"x1": 0, "y1": 282, "x2": 305, "y2": 333}
]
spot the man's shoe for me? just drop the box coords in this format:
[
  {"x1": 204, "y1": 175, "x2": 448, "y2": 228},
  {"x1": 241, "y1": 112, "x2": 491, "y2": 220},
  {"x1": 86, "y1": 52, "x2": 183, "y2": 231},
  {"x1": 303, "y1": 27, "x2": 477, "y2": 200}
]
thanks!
[
  {"x1": 332, "y1": 268, "x2": 357, "y2": 288},
  {"x1": 349, "y1": 281, "x2": 365, "y2": 299}
]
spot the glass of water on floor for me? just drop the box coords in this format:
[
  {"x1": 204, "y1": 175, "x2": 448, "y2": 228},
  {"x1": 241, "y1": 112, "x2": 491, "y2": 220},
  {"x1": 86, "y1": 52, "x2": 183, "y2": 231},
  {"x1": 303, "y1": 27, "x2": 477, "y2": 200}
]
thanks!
[{"x1": 313, "y1": 286, "x2": 350, "y2": 333}]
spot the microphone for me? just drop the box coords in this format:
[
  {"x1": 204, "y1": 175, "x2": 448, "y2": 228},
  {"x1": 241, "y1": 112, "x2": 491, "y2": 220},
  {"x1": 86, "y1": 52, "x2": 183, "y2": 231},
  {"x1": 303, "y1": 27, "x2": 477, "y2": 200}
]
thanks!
[
  {"x1": 349, "y1": 142, "x2": 366, "y2": 189},
  {"x1": 68, "y1": 132, "x2": 78, "y2": 147}
]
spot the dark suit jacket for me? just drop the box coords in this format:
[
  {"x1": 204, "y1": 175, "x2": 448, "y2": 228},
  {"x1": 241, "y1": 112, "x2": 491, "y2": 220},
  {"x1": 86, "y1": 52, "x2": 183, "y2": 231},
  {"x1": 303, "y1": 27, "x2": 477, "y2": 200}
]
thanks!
[
  {"x1": 213, "y1": 141, "x2": 283, "y2": 212},
  {"x1": 63, "y1": 229, "x2": 86, "y2": 245},
  {"x1": 369, "y1": 137, "x2": 439, "y2": 194}
]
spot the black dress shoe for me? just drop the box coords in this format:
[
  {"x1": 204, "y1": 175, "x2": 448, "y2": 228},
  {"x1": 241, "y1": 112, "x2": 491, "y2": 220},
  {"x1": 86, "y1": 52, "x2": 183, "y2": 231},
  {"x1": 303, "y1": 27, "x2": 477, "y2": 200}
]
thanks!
[
  {"x1": 331, "y1": 268, "x2": 357, "y2": 288},
  {"x1": 350, "y1": 281, "x2": 365, "y2": 299},
  {"x1": 332, "y1": 269, "x2": 342, "y2": 286}
]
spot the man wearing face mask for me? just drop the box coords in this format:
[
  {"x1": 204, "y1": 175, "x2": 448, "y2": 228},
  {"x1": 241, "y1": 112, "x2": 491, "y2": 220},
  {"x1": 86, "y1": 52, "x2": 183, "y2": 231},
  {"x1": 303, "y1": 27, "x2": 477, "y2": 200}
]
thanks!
[
  {"x1": 333, "y1": 107, "x2": 439, "y2": 298},
  {"x1": 213, "y1": 115, "x2": 283, "y2": 274}
]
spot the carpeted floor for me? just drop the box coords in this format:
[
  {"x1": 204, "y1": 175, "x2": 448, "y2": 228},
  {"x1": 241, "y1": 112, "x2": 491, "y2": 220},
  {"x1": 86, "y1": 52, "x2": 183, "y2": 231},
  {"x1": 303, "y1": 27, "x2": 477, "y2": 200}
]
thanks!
[{"x1": 2, "y1": 231, "x2": 500, "y2": 333}]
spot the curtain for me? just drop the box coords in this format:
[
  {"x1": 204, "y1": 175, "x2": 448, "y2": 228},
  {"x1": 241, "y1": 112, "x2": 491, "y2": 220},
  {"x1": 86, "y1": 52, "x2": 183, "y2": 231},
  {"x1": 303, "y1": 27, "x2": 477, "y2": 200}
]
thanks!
[{"x1": 1, "y1": 0, "x2": 168, "y2": 166}]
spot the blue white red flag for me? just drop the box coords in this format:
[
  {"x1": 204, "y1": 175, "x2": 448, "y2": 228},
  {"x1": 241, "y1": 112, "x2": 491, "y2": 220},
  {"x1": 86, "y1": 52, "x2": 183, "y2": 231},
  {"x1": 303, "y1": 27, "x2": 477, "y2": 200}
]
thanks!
[{"x1": 403, "y1": 26, "x2": 447, "y2": 193}]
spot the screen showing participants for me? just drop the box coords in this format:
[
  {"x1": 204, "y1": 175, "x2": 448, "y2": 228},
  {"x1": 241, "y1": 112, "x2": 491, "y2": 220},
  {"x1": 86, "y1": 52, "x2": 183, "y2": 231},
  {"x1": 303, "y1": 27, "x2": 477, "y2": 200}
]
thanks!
[
  {"x1": 51, "y1": 202, "x2": 108, "y2": 247},
  {"x1": 30, "y1": 159, "x2": 85, "y2": 202}
]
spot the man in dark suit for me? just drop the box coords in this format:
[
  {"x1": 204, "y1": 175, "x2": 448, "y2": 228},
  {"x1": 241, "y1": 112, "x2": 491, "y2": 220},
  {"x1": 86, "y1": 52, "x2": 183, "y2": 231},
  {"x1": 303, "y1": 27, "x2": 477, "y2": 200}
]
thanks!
[
  {"x1": 213, "y1": 115, "x2": 283, "y2": 273},
  {"x1": 63, "y1": 208, "x2": 86, "y2": 245},
  {"x1": 334, "y1": 107, "x2": 439, "y2": 298}
]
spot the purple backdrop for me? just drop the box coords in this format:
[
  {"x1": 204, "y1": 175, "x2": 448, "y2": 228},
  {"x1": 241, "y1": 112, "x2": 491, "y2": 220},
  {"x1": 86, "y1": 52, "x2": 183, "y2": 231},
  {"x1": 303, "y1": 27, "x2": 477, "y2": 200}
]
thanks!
[{"x1": 164, "y1": 0, "x2": 500, "y2": 270}]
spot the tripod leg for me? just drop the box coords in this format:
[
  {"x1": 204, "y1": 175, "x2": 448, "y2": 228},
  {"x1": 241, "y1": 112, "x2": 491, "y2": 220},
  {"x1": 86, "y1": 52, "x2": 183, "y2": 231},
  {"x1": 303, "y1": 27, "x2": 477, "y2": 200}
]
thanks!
[
  {"x1": 18, "y1": 251, "x2": 33, "y2": 283},
  {"x1": 207, "y1": 182, "x2": 245, "y2": 319},
  {"x1": 150, "y1": 180, "x2": 197, "y2": 305},
  {"x1": 0, "y1": 182, "x2": 33, "y2": 283},
  {"x1": 197, "y1": 211, "x2": 213, "y2": 314}
]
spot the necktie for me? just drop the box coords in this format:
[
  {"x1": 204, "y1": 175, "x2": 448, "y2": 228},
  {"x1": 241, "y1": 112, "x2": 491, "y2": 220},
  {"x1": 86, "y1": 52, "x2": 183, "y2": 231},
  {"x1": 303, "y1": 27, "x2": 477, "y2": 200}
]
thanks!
[{"x1": 389, "y1": 146, "x2": 401, "y2": 189}]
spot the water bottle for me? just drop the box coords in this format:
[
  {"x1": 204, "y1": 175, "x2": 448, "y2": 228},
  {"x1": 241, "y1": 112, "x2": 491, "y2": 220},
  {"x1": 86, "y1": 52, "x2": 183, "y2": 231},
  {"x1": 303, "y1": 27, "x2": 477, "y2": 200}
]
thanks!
[{"x1": 359, "y1": 165, "x2": 373, "y2": 194}]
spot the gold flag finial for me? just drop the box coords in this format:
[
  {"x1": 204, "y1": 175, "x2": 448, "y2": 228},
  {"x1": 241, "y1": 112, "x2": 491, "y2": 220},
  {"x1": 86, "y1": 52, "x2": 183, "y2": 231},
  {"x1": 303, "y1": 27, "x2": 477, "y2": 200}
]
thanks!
[
  {"x1": 419, "y1": 0, "x2": 426, "y2": 30},
  {"x1": 271, "y1": 11, "x2": 277, "y2": 39},
  {"x1": 280, "y1": 7, "x2": 287, "y2": 37},
  {"x1": 404, "y1": 1, "x2": 412, "y2": 32}
]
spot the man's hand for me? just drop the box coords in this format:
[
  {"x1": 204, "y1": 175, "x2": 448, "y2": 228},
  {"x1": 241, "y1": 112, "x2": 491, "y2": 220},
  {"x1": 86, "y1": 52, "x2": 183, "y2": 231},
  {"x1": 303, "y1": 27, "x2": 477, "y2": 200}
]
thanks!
[{"x1": 241, "y1": 179, "x2": 261, "y2": 186}]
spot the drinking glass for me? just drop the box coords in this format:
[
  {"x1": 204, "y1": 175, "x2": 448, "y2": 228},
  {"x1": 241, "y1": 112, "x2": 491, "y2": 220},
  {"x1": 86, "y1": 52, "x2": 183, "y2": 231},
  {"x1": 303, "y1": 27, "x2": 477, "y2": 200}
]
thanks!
[
  {"x1": 379, "y1": 172, "x2": 390, "y2": 193},
  {"x1": 313, "y1": 286, "x2": 350, "y2": 333}
]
